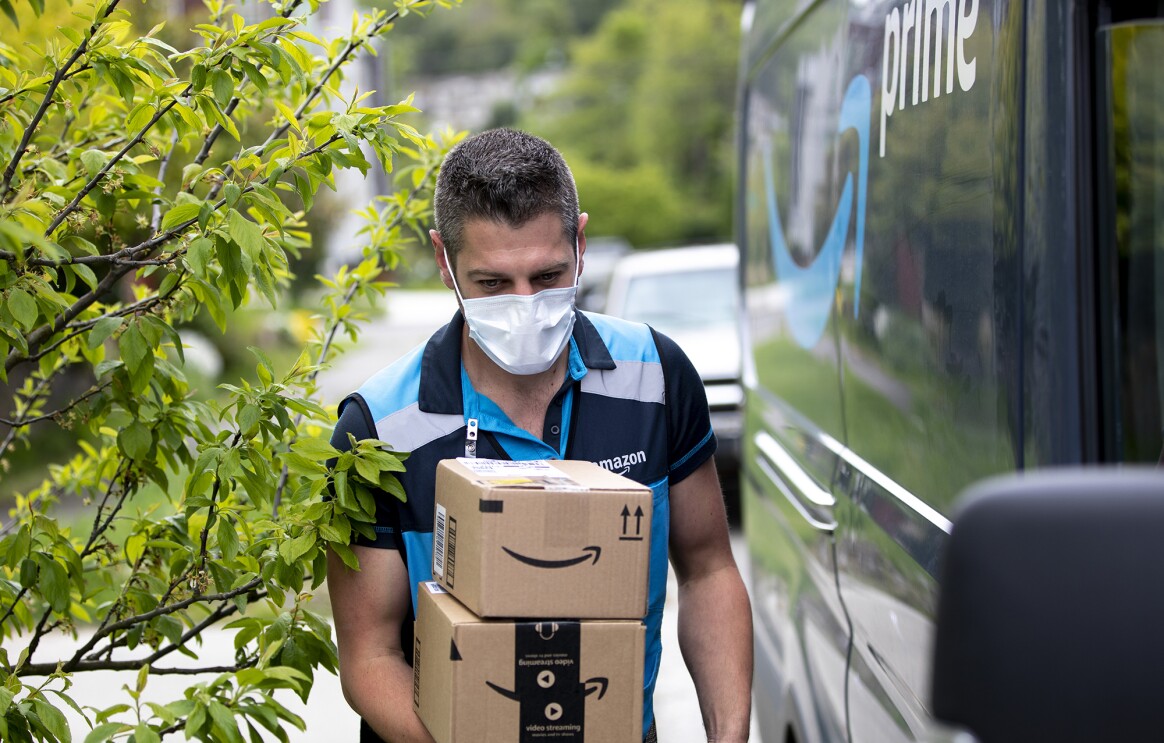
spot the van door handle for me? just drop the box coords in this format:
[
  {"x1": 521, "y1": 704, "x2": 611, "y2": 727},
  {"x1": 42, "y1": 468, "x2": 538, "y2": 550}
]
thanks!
[{"x1": 754, "y1": 431, "x2": 837, "y2": 531}]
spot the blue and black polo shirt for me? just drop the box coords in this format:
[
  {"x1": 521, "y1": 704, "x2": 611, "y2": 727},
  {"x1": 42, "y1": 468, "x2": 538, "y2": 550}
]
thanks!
[{"x1": 331, "y1": 308, "x2": 716, "y2": 739}]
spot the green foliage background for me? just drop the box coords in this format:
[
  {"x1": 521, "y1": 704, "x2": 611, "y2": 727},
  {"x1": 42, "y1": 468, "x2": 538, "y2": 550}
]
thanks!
[
  {"x1": 377, "y1": 0, "x2": 742, "y2": 249},
  {"x1": 0, "y1": 1, "x2": 460, "y2": 740}
]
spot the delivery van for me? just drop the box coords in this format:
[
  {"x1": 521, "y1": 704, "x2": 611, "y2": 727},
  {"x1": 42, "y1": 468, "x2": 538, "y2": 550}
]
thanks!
[{"x1": 735, "y1": 0, "x2": 1164, "y2": 740}]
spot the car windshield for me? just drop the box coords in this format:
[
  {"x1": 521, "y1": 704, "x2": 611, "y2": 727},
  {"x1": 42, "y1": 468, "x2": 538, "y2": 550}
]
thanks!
[{"x1": 622, "y1": 267, "x2": 737, "y2": 330}]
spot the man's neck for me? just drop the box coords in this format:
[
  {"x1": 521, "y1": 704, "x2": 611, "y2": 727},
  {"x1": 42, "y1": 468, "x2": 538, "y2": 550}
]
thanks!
[{"x1": 461, "y1": 331, "x2": 568, "y2": 438}]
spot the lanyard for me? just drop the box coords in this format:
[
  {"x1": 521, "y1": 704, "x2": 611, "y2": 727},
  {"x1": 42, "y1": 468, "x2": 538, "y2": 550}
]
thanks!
[{"x1": 465, "y1": 417, "x2": 479, "y2": 458}]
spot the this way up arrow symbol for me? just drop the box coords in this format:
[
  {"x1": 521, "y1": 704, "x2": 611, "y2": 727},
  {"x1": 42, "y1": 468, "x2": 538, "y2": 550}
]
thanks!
[{"x1": 634, "y1": 506, "x2": 644, "y2": 535}]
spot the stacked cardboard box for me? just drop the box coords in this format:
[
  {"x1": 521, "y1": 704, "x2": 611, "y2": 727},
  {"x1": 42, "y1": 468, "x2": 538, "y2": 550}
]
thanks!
[{"x1": 413, "y1": 458, "x2": 653, "y2": 743}]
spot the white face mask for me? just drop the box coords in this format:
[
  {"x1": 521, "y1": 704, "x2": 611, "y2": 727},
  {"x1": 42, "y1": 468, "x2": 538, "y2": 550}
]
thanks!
[{"x1": 445, "y1": 241, "x2": 580, "y2": 376}]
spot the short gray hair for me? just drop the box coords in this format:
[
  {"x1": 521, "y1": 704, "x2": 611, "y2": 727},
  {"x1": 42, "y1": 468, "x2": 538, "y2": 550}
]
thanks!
[{"x1": 433, "y1": 128, "x2": 579, "y2": 262}]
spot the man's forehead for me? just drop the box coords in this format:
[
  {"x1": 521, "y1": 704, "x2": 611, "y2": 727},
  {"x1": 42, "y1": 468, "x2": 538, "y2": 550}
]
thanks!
[
  {"x1": 458, "y1": 217, "x2": 573, "y2": 260},
  {"x1": 460, "y1": 214, "x2": 567, "y2": 242}
]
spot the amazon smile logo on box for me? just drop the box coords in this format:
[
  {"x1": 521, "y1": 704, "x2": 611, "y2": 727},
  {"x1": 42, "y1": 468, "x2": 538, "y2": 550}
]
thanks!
[{"x1": 433, "y1": 459, "x2": 653, "y2": 619}]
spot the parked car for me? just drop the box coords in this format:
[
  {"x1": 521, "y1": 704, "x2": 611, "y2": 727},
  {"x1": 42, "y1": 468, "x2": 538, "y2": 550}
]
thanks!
[
  {"x1": 601, "y1": 244, "x2": 743, "y2": 521},
  {"x1": 578, "y1": 236, "x2": 632, "y2": 312}
]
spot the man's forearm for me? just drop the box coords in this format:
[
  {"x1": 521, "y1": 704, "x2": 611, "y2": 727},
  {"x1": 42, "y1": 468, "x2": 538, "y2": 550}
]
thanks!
[
  {"x1": 677, "y1": 564, "x2": 754, "y2": 742},
  {"x1": 342, "y1": 652, "x2": 435, "y2": 743}
]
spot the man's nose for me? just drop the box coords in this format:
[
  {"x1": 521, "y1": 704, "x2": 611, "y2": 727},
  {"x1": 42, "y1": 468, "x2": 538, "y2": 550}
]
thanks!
[{"x1": 512, "y1": 280, "x2": 537, "y2": 296}]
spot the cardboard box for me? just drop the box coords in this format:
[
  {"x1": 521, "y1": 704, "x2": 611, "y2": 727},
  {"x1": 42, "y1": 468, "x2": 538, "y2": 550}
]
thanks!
[
  {"x1": 413, "y1": 582, "x2": 645, "y2": 743},
  {"x1": 432, "y1": 458, "x2": 653, "y2": 619}
]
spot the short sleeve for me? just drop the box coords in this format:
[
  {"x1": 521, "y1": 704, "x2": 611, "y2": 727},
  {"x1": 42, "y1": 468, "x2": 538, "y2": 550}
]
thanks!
[
  {"x1": 651, "y1": 329, "x2": 717, "y2": 484},
  {"x1": 330, "y1": 393, "x2": 401, "y2": 549}
]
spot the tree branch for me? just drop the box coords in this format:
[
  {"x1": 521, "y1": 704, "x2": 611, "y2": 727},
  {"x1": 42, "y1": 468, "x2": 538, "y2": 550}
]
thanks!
[
  {"x1": 271, "y1": 162, "x2": 437, "y2": 515},
  {"x1": 0, "y1": 0, "x2": 122, "y2": 201},
  {"x1": 20, "y1": 660, "x2": 256, "y2": 676},
  {"x1": 55, "y1": 577, "x2": 263, "y2": 676},
  {"x1": 0, "y1": 65, "x2": 93, "y2": 108},
  {"x1": 208, "y1": 6, "x2": 403, "y2": 198},
  {"x1": 97, "y1": 577, "x2": 262, "y2": 638},
  {"x1": 44, "y1": 97, "x2": 179, "y2": 236},
  {"x1": 81, "y1": 464, "x2": 132, "y2": 559},
  {"x1": 0, "y1": 381, "x2": 109, "y2": 428},
  {"x1": 0, "y1": 362, "x2": 56, "y2": 462},
  {"x1": 150, "y1": 127, "x2": 183, "y2": 232},
  {"x1": 0, "y1": 586, "x2": 31, "y2": 634}
]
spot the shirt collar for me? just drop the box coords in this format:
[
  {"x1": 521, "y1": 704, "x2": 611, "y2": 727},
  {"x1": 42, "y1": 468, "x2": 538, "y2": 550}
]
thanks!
[{"x1": 417, "y1": 309, "x2": 616, "y2": 415}]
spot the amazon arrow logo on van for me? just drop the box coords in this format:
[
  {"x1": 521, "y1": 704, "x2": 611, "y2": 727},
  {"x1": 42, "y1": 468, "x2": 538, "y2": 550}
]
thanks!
[
  {"x1": 763, "y1": 74, "x2": 870, "y2": 348},
  {"x1": 502, "y1": 545, "x2": 602, "y2": 568}
]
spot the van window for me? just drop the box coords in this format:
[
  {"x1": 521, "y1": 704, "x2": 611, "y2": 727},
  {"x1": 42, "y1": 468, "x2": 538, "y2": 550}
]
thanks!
[{"x1": 1099, "y1": 21, "x2": 1164, "y2": 464}]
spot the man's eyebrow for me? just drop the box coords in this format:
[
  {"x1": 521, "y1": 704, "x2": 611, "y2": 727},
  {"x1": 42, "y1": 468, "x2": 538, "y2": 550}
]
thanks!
[
  {"x1": 464, "y1": 267, "x2": 507, "y2": 279},
  {"x1": 464, "y1": 260, "x2": 570, "y2": 279}
]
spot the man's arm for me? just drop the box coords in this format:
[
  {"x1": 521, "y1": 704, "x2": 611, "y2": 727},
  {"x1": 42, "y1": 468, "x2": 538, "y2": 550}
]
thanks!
[
  {"x1": 669, "y1": 457, "x2": 753, "y2": 743},
  {"x1": 327, "y1": 545, "x2": 435, "y2": 743}
]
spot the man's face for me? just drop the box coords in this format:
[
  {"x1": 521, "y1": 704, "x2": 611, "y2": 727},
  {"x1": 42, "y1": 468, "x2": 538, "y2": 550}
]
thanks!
[{"x1": 434, "y1": 212, "x2": 587, "y2": 300}]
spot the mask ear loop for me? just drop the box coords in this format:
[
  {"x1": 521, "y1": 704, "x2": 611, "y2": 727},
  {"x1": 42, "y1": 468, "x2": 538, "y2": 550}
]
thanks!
[
  {"x1": 443, "y1": 247, "x2": 467, "y2": 303},
  {"x1": 571, "y1": 235, "x2": 581, "y2": 289}
]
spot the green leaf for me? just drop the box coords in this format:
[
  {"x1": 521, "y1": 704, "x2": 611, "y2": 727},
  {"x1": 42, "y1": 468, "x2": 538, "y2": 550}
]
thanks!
[
  {"x1": 208, "y1": 700, "x2": 243, "y2": 743},
  {"x1": 211, "y1": 69, "x2": 234, "y2": 108},
  {"x1": 8, "y1": 287, "x2": 37, "y2": 330},
  {"x1": 71, "y1": 263, "x2": 99, "y2": 292},
  {"x1": 119, "y1": 324, "x2": 153, "y2": 393},
  {"x1": 126, "y1": 102, "x2": 155, "y2": 134},
  {"x1": 186, "y1": 236, "x2": 213, "y2": 277},
  {"x1": 160, "y1": 203, "x2": 202, "y2": 233},
  {"x1": 20, "y1": 557, "x2": 38, "y2": 588},
  {"x1": 333, "y1": 469, "x2": 353, "y2": 509},
  {"x1": 293, "y1": 438, "x2": 340, "y2": 462},
  {"x1": 191, "y1": 63, "x2": 207, "y2": 92},
  {"x1": 354, "y1": 456, "x2": 380, "y2": 485},
  {"x1": 0, "y1": 686, "x2": 13, "y2": 717},
  {"x1": 279, "y1": 532, "x2": 315, "y2": 564},
  {"x1": 134, "y1": 722, "x2": 161, "y2": 743},
  {"x1": 86, "y1": 724, "x2": 129, "y2": 743},
  {"x1": 0, "y1": 1, "x2": 18, "y2": 28},
  {"x1": 240, "y1": 60, "x2": 268, "y2": 95},
  {"x1": 37, "y1": 556, "x2": 70, "y2": 611},
  {"x1": 87, "y1": 315, "x2": 124, "y2": 349},
  {"x1": 118, "y1": 421, "x2": 152, "y2": 460},
  {"x1": 227, "y1": 209, "x2": 264, "y2": 263},
  {"x1": 110, "y1": 67, "x2": 135, "y2": 102},
  {"x1": 329, "y1": 543, "x2": 359, "y2": 570},
  {"x1": 218, "y1": 518, "x2": 240, "y2": 562},
  {"x1": 31, "y1": 697, "x2": 70, "y2": 743},
  {"x1": 125, "y1": 532, "x2": 148, "y2": 564},
  {"x1": 153, "y1": 614, "x2": 183, "y2": 646},
  {"x1": 187, "y1": 703, "x2": 209, "y2": 736},
  {"x1": 238, "y1": 404, "x2": 260, "y2": 436},
  {"x1": 80, "y1": 149, "x2": 107, "y2": 177},
  {"x1": 273, "y1": 100, "x2": 300, "y2": 133},
  {"x1": 224, "y1": 182, "x2": 241, "y2": 206},
  {"x1": 5, "y1": 525, "x2": 30, "y2": 569}
]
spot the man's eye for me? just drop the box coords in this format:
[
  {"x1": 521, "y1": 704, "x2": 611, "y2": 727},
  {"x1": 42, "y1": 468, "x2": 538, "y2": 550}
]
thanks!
[
  {"x1": 479, "y1": 279, "x2": 501, "y2": 289},
  {"x1": 538, "y1": 273, "x2": 560, "y2": 283}
]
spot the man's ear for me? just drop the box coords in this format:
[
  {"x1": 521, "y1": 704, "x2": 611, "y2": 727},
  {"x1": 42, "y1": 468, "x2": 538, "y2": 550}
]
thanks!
[
  {"x1": 431, "y1": 230, "x2": 455, "y2": 291},
  {"x1": 576, "y1": 212, "x2": 589, "y2": 277}
]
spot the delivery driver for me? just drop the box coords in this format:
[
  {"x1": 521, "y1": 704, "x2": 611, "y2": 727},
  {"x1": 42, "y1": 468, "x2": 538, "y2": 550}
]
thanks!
[{"x1": 326, "y1": 128, "x2": 753, "y2": 743}]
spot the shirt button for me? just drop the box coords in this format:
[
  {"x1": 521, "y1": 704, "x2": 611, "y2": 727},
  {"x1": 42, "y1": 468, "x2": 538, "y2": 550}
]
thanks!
[{"x1": 550, "y1": 425, "x2": 560, "y2": 435}]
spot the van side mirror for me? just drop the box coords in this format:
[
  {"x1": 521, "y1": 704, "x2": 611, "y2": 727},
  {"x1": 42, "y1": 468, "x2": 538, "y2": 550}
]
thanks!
[{"x1": 930, "y1": 468, "x2": 1164, "y2": 743}]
